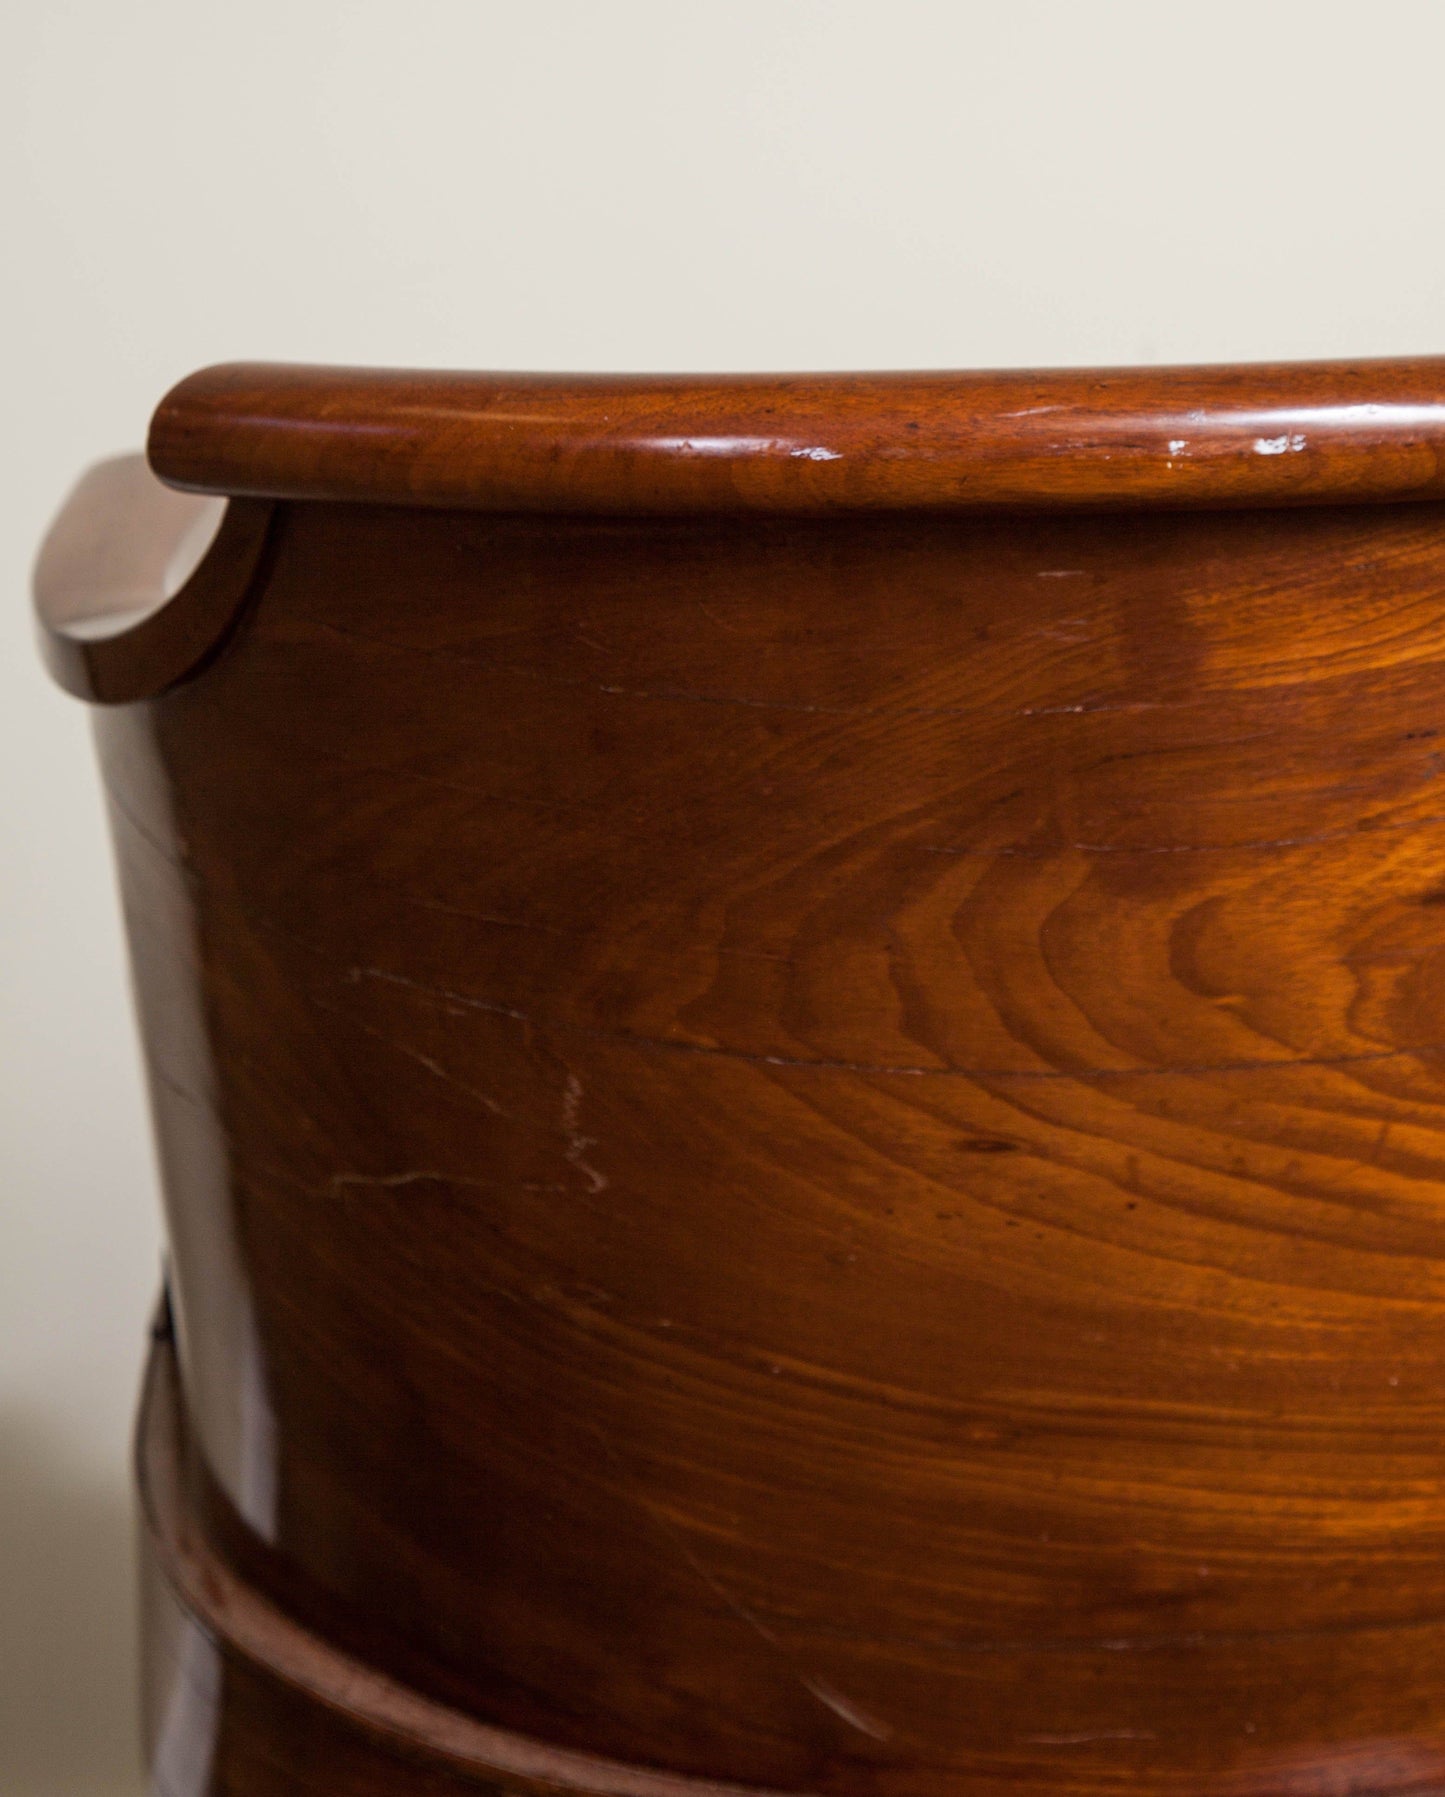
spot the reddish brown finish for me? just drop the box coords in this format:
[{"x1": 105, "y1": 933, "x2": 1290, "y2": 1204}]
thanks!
[
  {"x1": 140, "y1": 1318, "x2": 775, "y2": 1797},
  {"x1": 37, "y1": 358, "x2": 1445, "y2": 1796},
  {"x1": 153, "y1": 357, "x2": 1445, "y2": 515},
  {"x1": 33, "y1": 453, "x2": 275, "y2": 702}
]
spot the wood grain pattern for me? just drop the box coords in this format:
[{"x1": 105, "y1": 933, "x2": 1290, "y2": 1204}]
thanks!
[
  {"x1": 38, "y1": 359, "x2": 1445, "y2": 1795},
  {"x1": 140, "y1": 1313, "x2": 784, "y2": 1797},
  {"x1": 151, "y1": 358, "x2": 1445, "y2": 515}
]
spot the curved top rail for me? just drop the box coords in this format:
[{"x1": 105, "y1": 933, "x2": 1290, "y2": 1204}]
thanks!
[
  {"x1": 148, "y1": 356, "x2": 1445, "y2": 515},
  {"x1": 34, "y1": 454, "x2": 274, "y2": 703}
]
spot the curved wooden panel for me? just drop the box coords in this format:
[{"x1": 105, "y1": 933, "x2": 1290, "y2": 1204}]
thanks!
[
  {"x1": 149, "y1": 358, "x2": 1445, "y2": 516},
  {"x1": 33, "y1": 453, "x2": 275, "y2": 702},
  {"x1": 139, "y1": 1318, "x2": 780, "y2": 1797},
  {"x1": 79, "y1": 485, "x2": 1445, "y2": 1795}
]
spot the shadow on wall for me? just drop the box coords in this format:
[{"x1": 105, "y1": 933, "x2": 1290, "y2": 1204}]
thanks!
[{"x1": 0, "y1": 1411, "x2": 144, "y2": 1797}]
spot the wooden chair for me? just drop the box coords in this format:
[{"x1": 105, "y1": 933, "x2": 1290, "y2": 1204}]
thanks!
[{"x1": 34, "y1": 358, "x2": 1445, "y2": 1797}]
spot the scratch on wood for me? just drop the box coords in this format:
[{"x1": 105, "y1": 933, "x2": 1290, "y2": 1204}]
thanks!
[
  {"x1": 329, "y1": 1170, "x2": 495, "y2": 1192},
  {"x1": 309, "y1": 618, "x2": 1187, "y2": 725},
  {"x1": 924, "y1": 807, "x2": 1445, "y2": 859},
  {"x1": 801, "y1": 1676, "x2": 894, "y2": 1742},
  {"x1": 332, "y1": 958, "x2": 1441, "y2": 1084},
  {"x1": 346, "y1": 964, "x2": 528, "y2": 1021},
  {"x1": 240, "y1": 913, "x2": 1442, "y2": 1089},
  {"x1": 101, "y1": 775, "x2": 188, "y2": 867},
  {"x1": 308, "y1": 991, "x2": 510, "y2": 1118},
  {"x1": 1023, "y1": 1731, "x2": 1158, "y2": 1745},
  {"x1": 586, "y1": 1424, "x2": 890, "y2": 1740},
  {"x1": 561, "y1": 1073, "x2": 609, "y2": 1192}
]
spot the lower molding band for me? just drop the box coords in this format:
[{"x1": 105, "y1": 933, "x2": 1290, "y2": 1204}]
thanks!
[{"x1": 137, "y1": 1328, "x2": 793, "y2": 1797}]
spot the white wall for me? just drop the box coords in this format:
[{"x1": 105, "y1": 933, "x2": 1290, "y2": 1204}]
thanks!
[{"x1": 3, "y1": 3, "x2": 1444, "y2": 1791}]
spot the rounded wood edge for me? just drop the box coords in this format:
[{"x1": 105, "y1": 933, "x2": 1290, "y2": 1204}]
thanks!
[
  {"x1": 148, "y1": 357, "x2": 1445, "y2": 515},
  {"x1": 33, "y1": 453, "x2": 276, "y2": 703},
  {"x1": 136, "y1": 1324, "x2": 799, "y2": 1797}
]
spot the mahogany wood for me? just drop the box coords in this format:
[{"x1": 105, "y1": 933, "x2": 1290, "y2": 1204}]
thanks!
[
  {"x1": 37, "y1": 358, "x2": 1445, "y2": 1796},
  {"x1": 140, "y1": 1310, "x2": 777, "y2": 1797},
  {"x1": 34, "y1": 453, "x2": 274, "y2": 702},
  {"x1": 152, "y1": 357, "x2": 1445, "y2": 515}
]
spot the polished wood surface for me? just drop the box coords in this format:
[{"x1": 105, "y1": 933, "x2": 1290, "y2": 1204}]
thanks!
[
  {"x1": 140, "y1": 1312, "x2": 775, "y2": 1797},
  {"x1": 38, "y1": 358, "x2": 1445, "y2": 1795},
  {"x1": 33, "y1": 453, "x2": 275, "y2": 702},
  {"x1": 152, "y1": 356, "x2": 1445, "y2": 515}
]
